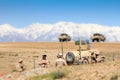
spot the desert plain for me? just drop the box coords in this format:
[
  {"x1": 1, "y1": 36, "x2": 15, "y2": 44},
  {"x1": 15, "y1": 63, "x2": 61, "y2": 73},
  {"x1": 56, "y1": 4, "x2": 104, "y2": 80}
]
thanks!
[{"x1": 0, "y1": 42, "x2": 120, "y2": 80}]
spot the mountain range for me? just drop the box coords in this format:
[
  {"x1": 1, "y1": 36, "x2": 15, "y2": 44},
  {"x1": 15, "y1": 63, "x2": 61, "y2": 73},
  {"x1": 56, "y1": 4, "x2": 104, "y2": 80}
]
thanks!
[{"x1": 0, "y1": 22, "x2": 120, "y2": 42}]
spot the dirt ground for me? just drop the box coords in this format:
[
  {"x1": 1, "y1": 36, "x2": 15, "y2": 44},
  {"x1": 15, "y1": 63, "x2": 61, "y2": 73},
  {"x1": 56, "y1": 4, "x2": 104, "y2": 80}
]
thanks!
[
  {"x1": 0, "y1": 42, "x2": 79, "y2": 74},
  {"x1": 0, "y1": 42, "x2": 120, "y2": 79}
]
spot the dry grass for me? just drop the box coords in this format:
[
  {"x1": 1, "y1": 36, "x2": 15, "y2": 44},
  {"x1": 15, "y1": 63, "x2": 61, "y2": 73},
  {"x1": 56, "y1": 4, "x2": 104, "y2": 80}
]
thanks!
[{"x1": 0, "y1": 42, "x2": 120, "y2": 80}]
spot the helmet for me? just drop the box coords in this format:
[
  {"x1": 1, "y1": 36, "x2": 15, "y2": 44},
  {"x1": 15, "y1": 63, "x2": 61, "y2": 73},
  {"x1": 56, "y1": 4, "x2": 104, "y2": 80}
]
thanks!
[
  {"x1": 18, "y1": 59, "x2": 23, "y2": 63},
  {"x1": 57, "y1": 53, "x2": 63, "y2": 58}
]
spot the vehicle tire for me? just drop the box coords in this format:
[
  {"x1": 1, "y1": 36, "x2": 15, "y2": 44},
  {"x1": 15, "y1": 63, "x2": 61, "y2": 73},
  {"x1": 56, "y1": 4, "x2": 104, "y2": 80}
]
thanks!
[{"x1": 65, "y1": 52, "x2": 75, "y2": 65}]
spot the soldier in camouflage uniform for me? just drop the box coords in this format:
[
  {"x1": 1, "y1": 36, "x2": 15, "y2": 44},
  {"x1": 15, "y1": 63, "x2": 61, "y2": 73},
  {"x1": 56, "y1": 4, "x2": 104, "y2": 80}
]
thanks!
[
  {"x1": 38, "y1": 54, "x2": 50, "y2": 68},
  {"x1": 55, "y1": 53, "x2": 67, "y2": 68}
]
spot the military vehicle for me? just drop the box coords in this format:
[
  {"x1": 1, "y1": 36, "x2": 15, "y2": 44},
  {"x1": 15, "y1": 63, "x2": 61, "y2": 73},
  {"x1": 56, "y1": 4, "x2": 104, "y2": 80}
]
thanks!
[
  {"x1": 65, "y1": 40, "x2": 105, "y2": 65},
  {"x1": 65, "y1": 40, "x2": 92, "y2": 65},
  {"x1": 91, "y1": 33, "x2": 106, "y2": 42},
  {"x1": 58, "y1": 33, "x2": 71, "y2": 42}
]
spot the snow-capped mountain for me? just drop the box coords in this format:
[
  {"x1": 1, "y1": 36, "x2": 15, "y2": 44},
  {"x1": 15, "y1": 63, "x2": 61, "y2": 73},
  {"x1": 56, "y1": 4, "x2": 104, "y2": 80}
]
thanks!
[{"x1": 0, "y1": 22, "x2": 120, "y2": 42}]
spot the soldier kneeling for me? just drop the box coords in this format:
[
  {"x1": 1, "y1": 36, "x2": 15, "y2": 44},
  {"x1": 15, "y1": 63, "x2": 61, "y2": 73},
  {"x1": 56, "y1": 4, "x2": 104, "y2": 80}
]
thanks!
[
  {"x1": 91, "y1": 52, "x2": 97, "y2": 63},
  {"x1": 16, "y1": 59, "x2": 25, "y2": 75},
  {"x1": 55, "y1": 53, "x2": 67, "y2": 68},
  {"x1": 38, "y1": 54, "x2": 50, "y2": 68}
]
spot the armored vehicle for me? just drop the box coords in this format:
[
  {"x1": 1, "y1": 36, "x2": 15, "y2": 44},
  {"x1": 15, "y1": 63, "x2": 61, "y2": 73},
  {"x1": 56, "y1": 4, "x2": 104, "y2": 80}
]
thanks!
[
  {"x1": 91, "y1": 33, "x2": 105, "y2": 42},
  {"x1": 65, "y1": 40, "x2": 105, "y2": 65},
  {"x1": 58, "y1": 33, "x2": 71, "y2": 42}
]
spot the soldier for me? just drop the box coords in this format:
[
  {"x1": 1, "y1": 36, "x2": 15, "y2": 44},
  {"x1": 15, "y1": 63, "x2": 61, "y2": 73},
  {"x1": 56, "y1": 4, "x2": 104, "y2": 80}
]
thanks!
[
  {"x1": 55, "y1": 53, "x2": 67, "y2": 68},
  {"x1": 16, "y1": 59, "x2": 25, "y2": 73},
  {"x1": 91, "y1": 52, "x2": 97, "y2": 63},
  {"x1": 96, "y1": 53, "x2": 105, "y2": 62},
  {"x1": 38, "y1": 54, "x2": 50, "y2": 68}
]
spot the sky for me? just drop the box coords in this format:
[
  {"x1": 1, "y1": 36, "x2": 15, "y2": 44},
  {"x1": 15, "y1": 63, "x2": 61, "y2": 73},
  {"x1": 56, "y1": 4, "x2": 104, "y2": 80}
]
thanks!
[{"x1": 0, "y1": 0, "x2": 120, "y2": 28}]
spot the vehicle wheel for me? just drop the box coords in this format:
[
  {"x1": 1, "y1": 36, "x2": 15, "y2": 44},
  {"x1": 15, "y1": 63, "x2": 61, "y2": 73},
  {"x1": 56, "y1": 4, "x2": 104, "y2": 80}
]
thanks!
[{"x1": 65, "y1": 52, "x2": 75, "y2": 65}]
